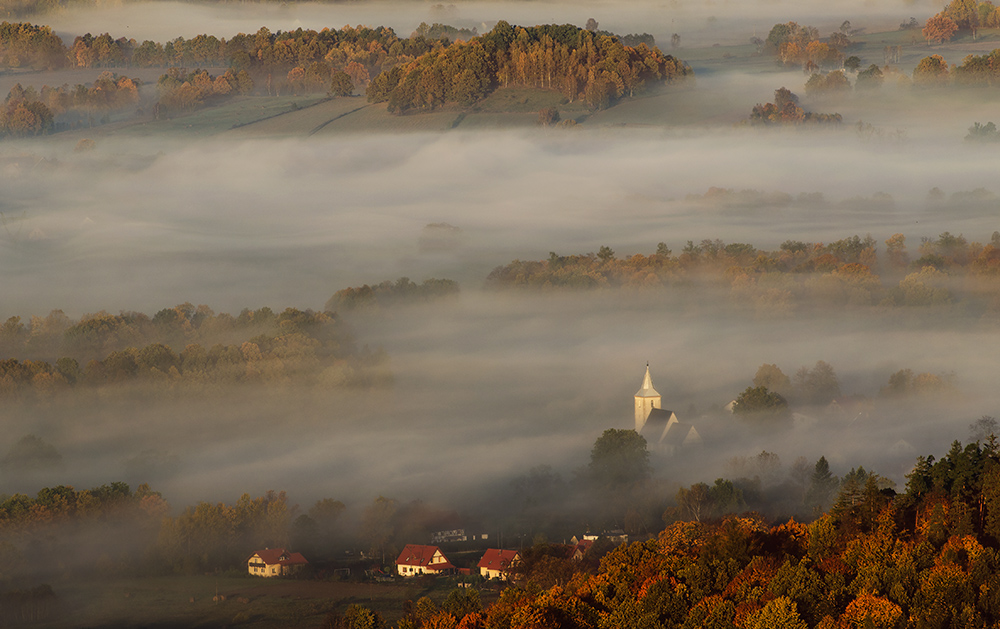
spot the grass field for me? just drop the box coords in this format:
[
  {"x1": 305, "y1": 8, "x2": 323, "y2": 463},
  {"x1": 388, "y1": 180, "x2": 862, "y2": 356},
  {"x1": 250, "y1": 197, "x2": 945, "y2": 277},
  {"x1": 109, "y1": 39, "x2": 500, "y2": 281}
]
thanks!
[
  {"x1": 225, "y1": 96, "x2": 369, "y2": 138},
  {"x1": 311, "y1": 102, "x2": 462, "y2": 134},
  {"x1": 37, "y1": 573, "x2": 495, "y2": 628}
]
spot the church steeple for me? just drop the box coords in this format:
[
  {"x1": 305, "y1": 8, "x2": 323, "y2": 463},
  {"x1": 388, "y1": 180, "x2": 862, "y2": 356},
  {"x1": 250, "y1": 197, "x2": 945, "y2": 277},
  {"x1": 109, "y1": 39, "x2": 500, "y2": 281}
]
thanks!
[
  {"x1": 635, "y1": 363, "x2": 659, "y2": 398},
  {"x1": 634, "y1": 364, "x2": 662, "y2": 432}
]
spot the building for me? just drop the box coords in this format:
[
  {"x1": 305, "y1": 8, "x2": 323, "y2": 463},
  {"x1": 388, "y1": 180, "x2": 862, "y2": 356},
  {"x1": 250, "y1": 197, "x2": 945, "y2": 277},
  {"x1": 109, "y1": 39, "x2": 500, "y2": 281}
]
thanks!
[
  {"x1": 247, "y1": 548, "x2": 308, "y2": 577},
  {"x1": 430, "y1": 528, "x2": 489, "y2": 544},
  {"x1": 634, "y1": 365, "x2": 702, "y2": 451},
  {"x1": 395, "y1": 544, "x2": 455, "y2": 577},
  {"x1": 477, "y1": 549, "x2": 520, "y2": 580}
]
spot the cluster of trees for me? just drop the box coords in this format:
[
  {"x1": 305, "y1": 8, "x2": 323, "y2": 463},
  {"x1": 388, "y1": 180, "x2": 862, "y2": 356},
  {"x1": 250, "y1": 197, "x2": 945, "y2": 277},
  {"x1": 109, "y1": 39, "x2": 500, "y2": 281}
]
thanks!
[
  {"x1": 673, "y1": 454, "x2": 855, "y2": 523},
  {"x1": 763, "y1": 21, "x2": 851, "y2": 71},
  {"x1": 805, "y1": 64, "x2": 888, "y2": 93},
  {"x1": 0, "y1": 21, "x2": 64, "y2": 69},
  {"x1": 366, "y1": 22, "x2": 691, "y2": 114},
  {"x1": 748, "y1": 87, "x2": 842, "y2": 125},
  {"x1": 325, "y1": 277, "x2": 459, "y2": 312},
  {"x1": 412, "y1": 22, "x2": 478, "y2": 43},
  {"x1": 157, "y1": 491, "x2": 292, "y2": 574},
  {"x1": 1, "y1": 71, "x2": 141, "y2": 135},
  {"x1": 924, "y1": 0, "x2": 1000, "y2": 43},
  {"x1": 0, "y1": 83, "x2": 52, "y2": 136},
  {"x1": 0, "y1": 481, "x2": 166, "y2": 533},
  {"x1": 802, "y1": 46, "x2": 1000, "y2": 93},
  {"x1": 0, "y1": 303, "x2": 390, "y2": 398},
  {"x1": 155, "y1": 67, "x2": 253, "y2": 114},
  {"x1": 732, "y1": 360, "x2": 953, "y2": 425},
  {"x1": 909, "y1": 47, "x2": 1000, "y2": 87},
  {"x1": 485, "y1": 229, "x2": 1000, "y2": 315}
]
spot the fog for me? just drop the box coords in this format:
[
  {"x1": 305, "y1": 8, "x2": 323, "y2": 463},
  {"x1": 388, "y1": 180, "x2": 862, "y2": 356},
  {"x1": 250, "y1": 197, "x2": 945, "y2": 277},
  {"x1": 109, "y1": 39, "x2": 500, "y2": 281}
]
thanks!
[
  {"x1": 3, "y1": 0, "x2": 1000, "y2": 539},
  {"x1": 42, "y1": 0, "x2": 939, "y2": 48}
]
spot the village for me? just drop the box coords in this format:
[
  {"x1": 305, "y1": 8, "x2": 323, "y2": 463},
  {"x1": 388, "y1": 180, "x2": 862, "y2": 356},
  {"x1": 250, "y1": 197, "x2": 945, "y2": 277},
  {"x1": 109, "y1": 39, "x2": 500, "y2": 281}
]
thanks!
[{"x1": 241, "y1": 366, "x2": 690, "y2": 584}]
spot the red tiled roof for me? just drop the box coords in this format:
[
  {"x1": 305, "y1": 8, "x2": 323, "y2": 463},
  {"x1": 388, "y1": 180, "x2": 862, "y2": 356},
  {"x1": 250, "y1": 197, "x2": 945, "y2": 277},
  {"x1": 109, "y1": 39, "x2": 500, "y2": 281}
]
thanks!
[
  {"x1": 477, "y1": 549, "x2": 520, "y2": 571},
  {"x1": 249, "y1": 548, "x2": 308, "y2": 566},
  {"x1": 395, "y1": 544, "x2": 453, "y2": 569}
]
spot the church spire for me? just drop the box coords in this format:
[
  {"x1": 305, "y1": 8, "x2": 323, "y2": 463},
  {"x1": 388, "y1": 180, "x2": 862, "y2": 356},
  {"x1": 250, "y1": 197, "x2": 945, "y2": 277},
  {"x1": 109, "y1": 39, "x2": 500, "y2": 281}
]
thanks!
[{"x1": 635, "y1": 363, "x2": 660, "y2": 397}]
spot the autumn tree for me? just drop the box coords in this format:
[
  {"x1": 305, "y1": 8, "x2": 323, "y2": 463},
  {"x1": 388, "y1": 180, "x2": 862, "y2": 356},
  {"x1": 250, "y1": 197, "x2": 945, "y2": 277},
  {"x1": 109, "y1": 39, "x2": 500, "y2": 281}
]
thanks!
[
  {"x1": 923, "y1": 14, "x2": 959, "y2": 45},
  {"x1": 753, "y1": 364, "x2": 791, "y2": 397},
  {"x1": 329, "y1": 71, "x2": 354, "y2": 97}
]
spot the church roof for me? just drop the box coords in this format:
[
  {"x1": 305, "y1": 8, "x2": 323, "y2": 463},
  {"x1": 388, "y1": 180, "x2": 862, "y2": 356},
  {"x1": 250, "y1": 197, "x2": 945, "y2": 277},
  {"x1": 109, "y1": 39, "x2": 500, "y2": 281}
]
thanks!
[
  {"x1": 635, "y1": 364, "x2": 660, "y2": 398},
  {"x1": 663, "y1": 423, "x2": 698, "y2": 447},
  {"x1": 641, "y1": 409, "x2": 676, "y2": 442}
]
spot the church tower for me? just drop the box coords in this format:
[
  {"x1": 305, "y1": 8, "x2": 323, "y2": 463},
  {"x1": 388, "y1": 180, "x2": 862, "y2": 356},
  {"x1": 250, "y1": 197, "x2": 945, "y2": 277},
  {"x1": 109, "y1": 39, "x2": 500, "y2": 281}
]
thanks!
[{"x1": 634, "y1": 364, "x2": 662, "y2": 432}]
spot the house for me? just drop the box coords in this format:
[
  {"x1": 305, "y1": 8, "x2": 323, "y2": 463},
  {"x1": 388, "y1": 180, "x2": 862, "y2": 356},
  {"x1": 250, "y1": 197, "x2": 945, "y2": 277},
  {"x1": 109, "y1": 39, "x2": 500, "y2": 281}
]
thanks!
[
  {"x1": 634, "y1": 365, "x2": 702, "y2": 452},
  {"x1": 395, "y1": 544, "x2": 455, "y2": 577},
  {"x1": 571, "y1": 539, "x2": 593, "y2": 561},
  {"x1": 247, "y1": 548, "x2": 308, "y2": 577},
  {"x1": 477, "y1": 549, "x2": 520, "y2": 580}
]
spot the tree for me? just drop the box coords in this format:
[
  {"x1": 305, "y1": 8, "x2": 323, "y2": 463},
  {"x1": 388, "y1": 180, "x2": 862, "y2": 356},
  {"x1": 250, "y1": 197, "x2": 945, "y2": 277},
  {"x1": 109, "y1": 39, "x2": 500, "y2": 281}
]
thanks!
[
  {"x1": 804, "y1": 456, "x2": 839, "y2": 515},
  {"x1": 538, "y1": 107, "x2": 560, "y2": 126},
  {"x1": 743, "y1": 597, "x2": 808, "y2": 629},
  {"x1": 362, "y1": 496, "x2": 397, "y2": 563},
  {"x1": 329, "y1": 71, "x2": 354, "y2": 97},
  {"x1": 585, "y1": 18, "x2": 599, "y2": 32},
  {"x1": 732, "y1": 386, "x2": 790, "y2": 422},
  {"x1": 793, "y1": 361, "x2": 840, "y2": 406},
  {"x1": 844, "y1": 55, "x2": 861, "y2": 71},
  {"x1": 966, "y1": 121, "x2": 1000, "y2": 142},
  {"x1": 588, "y1": 429, "x2": 650, "y2": 488},
  {"x1": 676, "y1": 482, "x2": 711, "y2": 522},
  {"x1": 970, "y1": 416, "x2": 999, "y2": 442},
  {"x1": 923, "y1": 13, "x2": 959, "y2": 44},
  {"x1": 753, "y1": 364, "x2": 791, "y2": 397}
]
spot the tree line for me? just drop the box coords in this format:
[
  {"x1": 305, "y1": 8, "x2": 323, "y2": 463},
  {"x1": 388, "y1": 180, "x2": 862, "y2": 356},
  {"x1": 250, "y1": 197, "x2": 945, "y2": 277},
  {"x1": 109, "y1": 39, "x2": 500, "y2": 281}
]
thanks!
[
  {"x1": 0, "y1": 302, "x2": 391, "y2": 398},
  {"x1": 326, "y1": 277, "x2": 459, "y2": 312},
  {"x1": 484, "y1": 228, "x2": 1000, "y2": 315}
]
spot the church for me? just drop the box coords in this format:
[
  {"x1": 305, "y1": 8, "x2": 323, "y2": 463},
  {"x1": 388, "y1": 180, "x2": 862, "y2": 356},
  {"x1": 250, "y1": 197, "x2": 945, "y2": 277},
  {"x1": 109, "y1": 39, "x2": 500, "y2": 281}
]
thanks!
[{"x1": 634, "y1": 364, "x2": 702, "y2": 453}]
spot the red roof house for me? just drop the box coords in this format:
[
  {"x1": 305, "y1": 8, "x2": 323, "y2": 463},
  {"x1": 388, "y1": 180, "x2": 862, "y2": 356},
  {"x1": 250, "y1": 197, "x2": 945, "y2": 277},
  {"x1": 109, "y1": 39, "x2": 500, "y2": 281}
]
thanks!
[
  {"x1": 247, "y1": 548, "x2": 308, "y2": 577},
  {"x1": 395, "y1": 544, "x2": 455, "y2": 577},
  {"x1": 477, "y1": 549, "x2": 521, "y2": 580}
]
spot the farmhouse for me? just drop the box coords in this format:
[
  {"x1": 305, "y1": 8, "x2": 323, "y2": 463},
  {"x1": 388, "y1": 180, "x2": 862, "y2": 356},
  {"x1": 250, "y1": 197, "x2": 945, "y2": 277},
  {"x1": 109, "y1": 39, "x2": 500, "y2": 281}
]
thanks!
[
  {"x1": 395, "y1": 544, "x2": 455, "y2": 576},
  {"x1": 477, "y1": 549, "x2": 520, "y2": 580},
  {"x1": 247, "y1": 548, "x2": 308, "y2": 577},
  {"x1": 634, "y1": 364, "x2": 702, "y2": 452}
]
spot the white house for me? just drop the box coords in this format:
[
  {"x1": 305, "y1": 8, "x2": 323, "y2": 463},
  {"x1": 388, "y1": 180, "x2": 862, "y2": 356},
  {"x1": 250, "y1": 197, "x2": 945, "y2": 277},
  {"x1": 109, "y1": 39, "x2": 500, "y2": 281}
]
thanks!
[
  {"x1": 477, "y1": 549, "x2": 520, "y2": 580},
  {"x1": 247, "y1": 548, "x2": 308, "y2": 577},
  {"x1": 395, "y1": 544, "x2": 455, "y2": 576}
]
